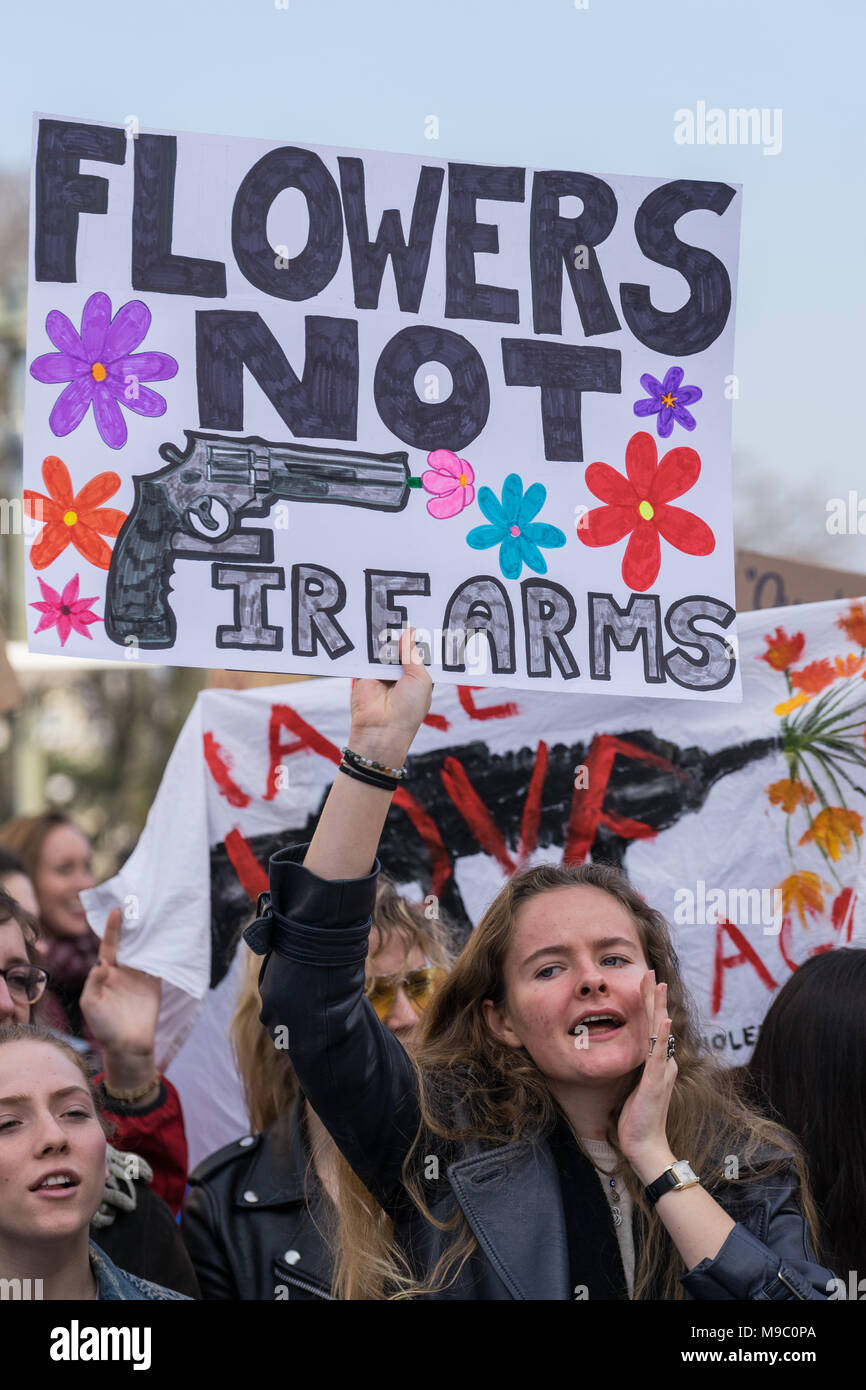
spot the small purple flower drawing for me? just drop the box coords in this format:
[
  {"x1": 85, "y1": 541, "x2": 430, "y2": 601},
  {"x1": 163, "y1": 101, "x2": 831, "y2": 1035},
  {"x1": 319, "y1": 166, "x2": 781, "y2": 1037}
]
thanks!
[
  {"x1": 633, "y1": 366, "x2": 702, "y2": 439},
  {"x1": 29, "y1": 292, "x2": 178, "y2": 449}
]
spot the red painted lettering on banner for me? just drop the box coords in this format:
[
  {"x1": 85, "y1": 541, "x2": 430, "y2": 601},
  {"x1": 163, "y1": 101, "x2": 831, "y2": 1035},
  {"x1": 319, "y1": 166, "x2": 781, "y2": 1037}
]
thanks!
[
  {"x1": 224, "y1": 827, "x2": 269, "y2": 902},
  {"x1": 711, "y1": 918, "x2": 778, "y2": 1014},
  {"x1": 831, "y1": 887, "x2": 856, "y2": 942},
  {"x1": 203, "y1": 732, "x2": 251, "y2": 808},
  {"x1": 563, "y1": 735, "x2": 675, "y2": 862},
  {"x1": 423, "y1": 712, "x2": 450, "y2": 731},
  {"x1": 439, "y1": 741, "x2": 549, "y2": 873},
  {"x1": 457, "y1": 686, "x2": 519, "y2": 722},
  {"x1": 263, "y1": 703, "x2": 341, "y2": 800}
]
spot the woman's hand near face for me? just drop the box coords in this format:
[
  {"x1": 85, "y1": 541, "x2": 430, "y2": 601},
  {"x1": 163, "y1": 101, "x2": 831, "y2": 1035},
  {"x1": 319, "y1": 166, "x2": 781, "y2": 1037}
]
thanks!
[
  {"x1": 615, "y1": 971, "x2": 677, "y2": 1178},
  {"x1": 617, "y1": 971, "x2": 737, "y2": 1273}
]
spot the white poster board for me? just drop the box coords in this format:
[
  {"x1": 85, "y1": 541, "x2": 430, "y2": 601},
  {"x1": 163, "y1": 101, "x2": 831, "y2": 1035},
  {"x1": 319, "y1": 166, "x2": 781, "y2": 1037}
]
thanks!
[{"x1": 25, "y1": 115, "x2": 742, "y2": 700}]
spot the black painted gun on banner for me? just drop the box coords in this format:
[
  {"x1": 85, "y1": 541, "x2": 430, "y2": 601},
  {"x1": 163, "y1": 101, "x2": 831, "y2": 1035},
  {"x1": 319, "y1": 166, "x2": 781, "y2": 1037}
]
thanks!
[{"x1": 104, "y1": 431, "x2": 412, "y2": 648}]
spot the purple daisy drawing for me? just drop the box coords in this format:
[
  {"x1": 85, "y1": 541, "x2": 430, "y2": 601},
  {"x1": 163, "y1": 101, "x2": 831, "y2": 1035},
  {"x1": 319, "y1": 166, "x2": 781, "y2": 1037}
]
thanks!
[
  {"x1": 633, "y1": 366, "x2": 702, "y2": 439},
  {"x1": 29, "y1": 292, "x2": 178, "y2": 449}
]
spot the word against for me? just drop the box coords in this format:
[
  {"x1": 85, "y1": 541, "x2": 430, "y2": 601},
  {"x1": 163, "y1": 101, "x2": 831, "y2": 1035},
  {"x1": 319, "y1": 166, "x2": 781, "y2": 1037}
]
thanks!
[
  {"x1": 827, "y1": 1271, "x2": 866, "y2": 1300},
  {"x1": 50, "y1": 1322, "x2": 152, "y2": 1371},
  {"x1": 0, "y1": 1277, "x2": 43, "y2": 1299},
  {"x1": 674, "y1": 103, "x2": 782, "y2": 157},
  {"x1": 826, "y1": 492, "x2": 866, "y2": 535},
  {"x1": 673, "y1": 881, "x2": 782, "y2": 936}
]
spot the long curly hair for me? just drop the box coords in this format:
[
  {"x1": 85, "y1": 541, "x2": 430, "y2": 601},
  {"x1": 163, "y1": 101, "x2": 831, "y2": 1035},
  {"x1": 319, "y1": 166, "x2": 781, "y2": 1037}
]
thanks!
[
  {"x1": 229, "y1": 875, "x2": 457, "y2": 1298},
  {"x1": 341, "y1": 862, "x2": 819, "y2": 1300}
]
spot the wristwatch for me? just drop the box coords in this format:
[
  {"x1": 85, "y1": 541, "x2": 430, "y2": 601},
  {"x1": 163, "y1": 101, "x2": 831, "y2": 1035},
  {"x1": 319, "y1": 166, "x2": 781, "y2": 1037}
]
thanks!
[{"x1": 645, "y1": 1160, "x2": 700, "y2": 1204}]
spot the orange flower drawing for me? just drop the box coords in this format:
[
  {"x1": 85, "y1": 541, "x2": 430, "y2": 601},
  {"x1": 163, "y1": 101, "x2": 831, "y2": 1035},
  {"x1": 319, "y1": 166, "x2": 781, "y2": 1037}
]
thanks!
[
  {"x1": 766, "y1": 779, "x2": 817, "y2": 814},
  {"x1": 834, "y1": 653, "x2": 866, "y2": 678},
  {"x1": 760, "y1": 627, "x2": 805, "y2": 672},
  {"x1": 779, "y1": 871, "x2": 825, "y2": 927},
  {"x1": 799, "y1": 807, "x2": 863, "y2": 861},
  {"x1": 790, "y1": 660, "x2": 836, "y2": 695},
  {"x1": 24, "y1": 456, "x2": 126, "y2": 570},
  {"x1": 836, "y1": 603, "x2": 866, "y2": 649}
]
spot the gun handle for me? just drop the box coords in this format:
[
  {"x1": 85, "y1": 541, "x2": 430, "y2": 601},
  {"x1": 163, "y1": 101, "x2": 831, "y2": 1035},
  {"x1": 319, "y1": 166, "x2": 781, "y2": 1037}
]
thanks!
[{"x1": 105, "y1": 480, "x2": 182, "y2": 648}]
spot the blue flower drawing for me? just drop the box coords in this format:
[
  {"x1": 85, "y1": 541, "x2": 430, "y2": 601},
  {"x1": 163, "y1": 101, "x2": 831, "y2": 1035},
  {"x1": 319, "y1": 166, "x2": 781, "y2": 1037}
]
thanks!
[{"x1": 466, "y1": 474, "x2": 566, "y2": 579}]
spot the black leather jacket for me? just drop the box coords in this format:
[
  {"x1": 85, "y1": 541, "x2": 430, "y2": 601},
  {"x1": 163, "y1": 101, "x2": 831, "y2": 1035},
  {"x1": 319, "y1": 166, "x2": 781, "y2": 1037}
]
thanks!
[
  {"x1": 182, "y1": 1104, "x2": 333, "y2": 1301},
  {"x1": 245, "y1": 845, "x2": 837, "y2": 1301}
]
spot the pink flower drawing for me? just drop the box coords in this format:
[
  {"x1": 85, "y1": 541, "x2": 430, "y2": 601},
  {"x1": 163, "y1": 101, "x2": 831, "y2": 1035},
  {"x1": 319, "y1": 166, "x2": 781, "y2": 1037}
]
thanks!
[
  {"x1": 421, "y1": 449, "x2": 475, "y2": 519},
  {"x1": 30, "y1": 574, "x2": 102, "y2": 647}
]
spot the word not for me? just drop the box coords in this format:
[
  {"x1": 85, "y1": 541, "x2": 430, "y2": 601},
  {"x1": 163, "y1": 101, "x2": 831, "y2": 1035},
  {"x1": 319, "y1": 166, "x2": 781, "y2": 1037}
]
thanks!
[
  {"x1": 826, "y1": 492, "x2": 866, "y2": 535},
  {"x1": 674, "y1": 103, "x2": 782, "y2": 156},
  {"x1": 0, "y1": 1277, "x2": 43, "y2": 1299},
  {"x1": 49, "y1": 1321, "x2": 152, "y2": 1370},
  {"x1": 673, "y1": 880, "x2": 782, "y2": 935}
]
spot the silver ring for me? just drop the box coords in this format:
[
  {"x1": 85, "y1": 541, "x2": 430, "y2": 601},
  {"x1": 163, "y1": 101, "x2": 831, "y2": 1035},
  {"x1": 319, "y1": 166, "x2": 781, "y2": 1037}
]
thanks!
[
  {"x1": 648, "y1": 1034, "x2": 657, "y2": 1057},
  {"x1": 667, "y1": 1032, "x2": 676, "y2": 1060}
]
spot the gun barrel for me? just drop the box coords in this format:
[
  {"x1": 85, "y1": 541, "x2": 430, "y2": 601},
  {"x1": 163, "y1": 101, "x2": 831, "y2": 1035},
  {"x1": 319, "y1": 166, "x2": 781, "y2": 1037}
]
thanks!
[{"x1": 191, "y1": 437, "x2": 410, "y2": 512}]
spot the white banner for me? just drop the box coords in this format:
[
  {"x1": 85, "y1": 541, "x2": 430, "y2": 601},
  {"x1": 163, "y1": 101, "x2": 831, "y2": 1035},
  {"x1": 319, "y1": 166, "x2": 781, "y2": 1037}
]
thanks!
[{"x1": 26, "y1": 115, "x2": 741, "y2": 700}]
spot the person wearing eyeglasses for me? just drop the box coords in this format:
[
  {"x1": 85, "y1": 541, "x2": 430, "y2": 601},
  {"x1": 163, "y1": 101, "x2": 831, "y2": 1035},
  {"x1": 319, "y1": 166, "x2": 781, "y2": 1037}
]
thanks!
[{"x1": 181, "y1": 876, "x2": 453, "y2": 1300}]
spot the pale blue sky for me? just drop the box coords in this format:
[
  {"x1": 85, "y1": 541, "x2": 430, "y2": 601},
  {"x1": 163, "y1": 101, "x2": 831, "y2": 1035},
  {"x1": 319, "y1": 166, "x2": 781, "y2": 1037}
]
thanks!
[{"x1": 3, "y1": 0, "x2": 863, "y2": 569}]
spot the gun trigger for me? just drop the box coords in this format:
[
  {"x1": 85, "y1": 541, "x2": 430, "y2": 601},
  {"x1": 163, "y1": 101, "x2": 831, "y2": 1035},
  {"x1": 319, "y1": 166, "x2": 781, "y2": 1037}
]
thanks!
[{"x1": 187, "y1": 496, "x2": 231, "y2": 539}]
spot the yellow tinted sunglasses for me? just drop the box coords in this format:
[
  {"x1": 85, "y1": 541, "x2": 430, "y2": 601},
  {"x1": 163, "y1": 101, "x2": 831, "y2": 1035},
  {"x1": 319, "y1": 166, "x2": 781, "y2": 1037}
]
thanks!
[{"x1": 364, "y1": 965, "x2": 447, "y2": 1020}]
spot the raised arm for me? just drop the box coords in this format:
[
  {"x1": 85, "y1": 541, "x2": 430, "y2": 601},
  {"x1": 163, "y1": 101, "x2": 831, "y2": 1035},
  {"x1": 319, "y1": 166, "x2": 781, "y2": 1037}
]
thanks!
[{"x1": 247, "y1": 630, "x2": 435, "y2": 1208}]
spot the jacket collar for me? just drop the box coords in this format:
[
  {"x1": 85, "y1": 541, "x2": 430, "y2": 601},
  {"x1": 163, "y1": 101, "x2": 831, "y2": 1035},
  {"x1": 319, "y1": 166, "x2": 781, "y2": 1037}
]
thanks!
[
  {"x1": 446, "y1": 1137, "x2": 571, "y2": 1300},
  {"x1": 235, "y1": 1101, "x2": 312, "y2": 1208}
]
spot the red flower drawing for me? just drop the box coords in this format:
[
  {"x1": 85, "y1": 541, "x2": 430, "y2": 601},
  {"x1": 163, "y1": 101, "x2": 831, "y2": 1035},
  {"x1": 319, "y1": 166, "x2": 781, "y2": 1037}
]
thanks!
[
  {"x1": 24, "y1": 455, "x2": 126, "y2": 570},
  {"x1": 577, "y1": 431, "x2": 715, "y2": 591},
  {"x1": 30, "y1": 574, "x2": 102, "y2": 646}
]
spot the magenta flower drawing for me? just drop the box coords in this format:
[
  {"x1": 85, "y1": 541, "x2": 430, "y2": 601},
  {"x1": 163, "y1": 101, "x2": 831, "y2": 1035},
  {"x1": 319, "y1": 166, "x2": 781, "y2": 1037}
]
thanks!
[
  {"x1": 30, "y1": 574, "x2": 102, "y2": 647},
  {"x1": 29, "y1": 292, "x2": 178, "y2": 449},
  {"x1": 421, "y1": 449, "x2": 476, "y2": 519}
]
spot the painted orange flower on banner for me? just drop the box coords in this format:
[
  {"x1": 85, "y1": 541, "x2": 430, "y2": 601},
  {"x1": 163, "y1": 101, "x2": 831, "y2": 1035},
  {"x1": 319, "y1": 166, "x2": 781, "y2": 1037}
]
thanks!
[
  {"x1": 836, "y1": 603, "x2": 866, "y2": 649},
  {"x1": 766, "y1": 779, "x2": 816, "y2": 814},
  {"x1": 834, "y1": 653, "x2": 866, "y2": 678},
  {"x1": 760, "y1": 627, "x2": 805, "y2": 672},
  {"x1": 790, "y1": 660, "x2": 836, "y2": 696},
  {"x1": 799, "y1": 807, "x2": 863, "y2": 861},
  {"x1": 779, "y1": 871, "x2": 825, "y2": 927},
  {"x1": 23, "y1": 456, "x2": 126, "y2": 570}
]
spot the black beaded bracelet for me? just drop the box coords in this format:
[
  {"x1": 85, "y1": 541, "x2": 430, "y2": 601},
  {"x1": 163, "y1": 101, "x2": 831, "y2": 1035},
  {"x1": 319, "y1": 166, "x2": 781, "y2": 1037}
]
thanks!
[
  {"x1": 338, "y1": 760, "x2": 400, "y2": 792},
  {"x1": 341, "y1": 745, "x2": 407, "y2": 780}
]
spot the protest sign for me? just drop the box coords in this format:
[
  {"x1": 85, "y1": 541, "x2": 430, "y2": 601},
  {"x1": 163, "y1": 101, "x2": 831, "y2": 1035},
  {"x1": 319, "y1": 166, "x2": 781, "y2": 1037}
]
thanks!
[
  {"x1": 26, "y1": 115, "x2": 742, "y2": 700},
  {"x1": 80, "y1": 596, "x2": 866, "y2": 1166}
]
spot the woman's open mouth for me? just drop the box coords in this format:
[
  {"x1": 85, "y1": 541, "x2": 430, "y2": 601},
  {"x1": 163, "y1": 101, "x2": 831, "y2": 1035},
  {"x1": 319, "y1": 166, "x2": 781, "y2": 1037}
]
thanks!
[
  {"x1": 29, "y1": 1172, "x2": 81, "y2": 1198},
  {"x1": 569, "y1": 1013, "x2": 626, "y2": 1041}
]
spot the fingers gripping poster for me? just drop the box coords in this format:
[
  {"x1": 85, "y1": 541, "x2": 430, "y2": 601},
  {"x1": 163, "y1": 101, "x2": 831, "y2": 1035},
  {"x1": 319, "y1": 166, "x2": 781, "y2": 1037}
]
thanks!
[{"x1": 25, "y1": 115, "x2": 742, "y2": 700}]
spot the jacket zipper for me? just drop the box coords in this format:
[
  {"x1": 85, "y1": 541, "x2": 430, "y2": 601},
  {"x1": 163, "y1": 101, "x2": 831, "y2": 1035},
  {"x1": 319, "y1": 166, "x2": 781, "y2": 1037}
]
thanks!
[{"x1": 276, "y1": 1271, "x2": 333, "y2": 1300}]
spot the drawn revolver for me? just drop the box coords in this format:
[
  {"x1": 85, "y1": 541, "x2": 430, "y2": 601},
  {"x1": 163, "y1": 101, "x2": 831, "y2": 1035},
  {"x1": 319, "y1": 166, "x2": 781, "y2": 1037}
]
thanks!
[{"x1": 104, "y1": 431, "x2": 410, "y2": 648}]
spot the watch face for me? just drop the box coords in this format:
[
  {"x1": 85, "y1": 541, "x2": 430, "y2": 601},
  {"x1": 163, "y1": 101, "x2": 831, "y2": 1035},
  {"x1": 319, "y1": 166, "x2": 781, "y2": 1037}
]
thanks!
[{"x1": 672, "y1": 1161, "x2": 698, "y2": 1185}]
